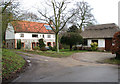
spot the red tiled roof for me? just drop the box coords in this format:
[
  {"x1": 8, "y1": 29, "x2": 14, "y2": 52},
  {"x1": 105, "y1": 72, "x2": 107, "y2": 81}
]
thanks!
[{"x1": 11, "y1": 21, "x2": 54, "y2": 34}]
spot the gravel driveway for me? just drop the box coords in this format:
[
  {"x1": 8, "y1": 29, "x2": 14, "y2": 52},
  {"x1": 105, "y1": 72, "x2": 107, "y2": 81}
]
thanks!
[{"x1": 72, "y1": 52, "x2": 116, "y2": 63}]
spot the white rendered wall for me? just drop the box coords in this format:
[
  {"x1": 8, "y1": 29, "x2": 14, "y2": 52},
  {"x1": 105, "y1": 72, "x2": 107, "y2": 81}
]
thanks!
[
  {"x1": 88, "y1": 39, "x2": 92, "y2": 47},
  {"x1": 15, "y1": 33, "x2": 55, "y2": 41},
  {"x1": 5, "y1": 23, "x2": 15, "y2": 39},
  {"x1": 98, "y1": 39, "x2": 105, "y2": 47},
  {"x1": 87, "y1": 39, "x2": 105, "y2": 47},
  {"x1": 15, "y1": 33, "x2": 55, "y2": 48}
]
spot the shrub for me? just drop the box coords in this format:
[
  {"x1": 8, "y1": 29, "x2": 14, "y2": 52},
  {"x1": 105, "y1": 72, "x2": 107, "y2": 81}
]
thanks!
[
  {"x1": 73, "y1": 46, "x2": 78, "y2": 50},
  {"x1": 38, "y1": 39, "x2": 45, "y2": 48},
  {"x1": 33, "y1": 46, "x2": 40, "y2": 50},
  {"x1": 49, "y1": 46, "x2": 52, "y2": 50},
  {"x1": 111, "y1": 31, "x2": 120, "y2": 59},
  {"x1": 90, "y1": 42, "x2": 98, "y2": 51},
  {"x1": 40, "y1": 47, "x2": 47, "y2": 51},
  {"x1": 17, "y1": 39, "x2": 21, "y2": 49},
  {"x1": 62, "y1": 44, "x2": 69, "y2": 49},
  {"x1": 52, "y1": 46, "x2": 56, "y2": 51}
]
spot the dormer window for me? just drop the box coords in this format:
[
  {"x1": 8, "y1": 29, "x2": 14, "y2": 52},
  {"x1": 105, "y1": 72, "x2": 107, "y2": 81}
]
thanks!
[
  {"x1": 32, "y1": 34, "x2": 38, "y2": 38},
  {"x1": 20, "y1": 34, "x2": 24, "y2": 37}
]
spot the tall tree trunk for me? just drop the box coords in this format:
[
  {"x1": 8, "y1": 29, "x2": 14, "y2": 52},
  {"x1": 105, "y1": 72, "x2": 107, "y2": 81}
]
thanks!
[
  {"x1": 70, "y1": 45, "x2": 72, "y2": 51},
  {"x1": 55, "y1": 33, "x2": 59, "y2": 53}
]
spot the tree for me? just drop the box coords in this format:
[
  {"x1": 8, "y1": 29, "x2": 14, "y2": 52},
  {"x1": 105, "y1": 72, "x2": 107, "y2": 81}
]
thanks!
[
  {"x1": 61, "y1": 32, "x2": 83, "y2": 51},
  {"x1": 111, "y1": 31, "x2": 120, "y2": 59},
  {"x1": 67, "y1": 25, "x2": 79, "y2": 33},
  {"x1": 0, "y1": 0, "x2": 20, "y2": 42},
  {"x1": 17, "y1": 12, "x2": 40, "y2": 22},
  {"x1": 37, "y1": 0, "x2": 76, "y2": 53},
  {"x1": 69, "y1": 1, "x2": 96, "y2": 31}
]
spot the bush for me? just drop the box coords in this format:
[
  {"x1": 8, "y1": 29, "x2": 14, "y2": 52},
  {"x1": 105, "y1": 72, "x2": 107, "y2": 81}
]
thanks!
[
  {"x1": 62, "y1": 44, "x2": 69, "y2": 49},
  {"x1": 49, "y1": 46, "x2": 52, "y2": 50},
  {"x1": 38, "y1": 39, "x2": 45, "y2": 48},
  {"x1": 52, "y1": 46, "x2": 56, "y2": 51},
  {"x1": 73, "y1": 46, "x2": 79, "y2": 50},
  {"x1": 17, "y1": 39, "x2": 21, "y2": 49},
  {"x1": 111, "y1": 31, "x2": 120, "y2": 59},
  {"x1": 90, "y1": 42, "x2": 98, "y2": 51},
  {"x1": 33, "y1": 46, "x2": 40, "y2": 50},
  {"x1": 40, "y1": 47, "x2": 47, "y2": 51}
]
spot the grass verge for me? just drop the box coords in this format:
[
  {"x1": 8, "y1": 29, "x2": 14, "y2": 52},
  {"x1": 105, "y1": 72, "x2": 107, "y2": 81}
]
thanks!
[
  {"x1": 14, "y1": 49, "x2": 88, "y2": 58},
  {"x1": 2, "y1": 49, "x2": 26, "y2": 80},
  {"x1": 103, "y1": 58, "x2": 120, "y2": 65}
]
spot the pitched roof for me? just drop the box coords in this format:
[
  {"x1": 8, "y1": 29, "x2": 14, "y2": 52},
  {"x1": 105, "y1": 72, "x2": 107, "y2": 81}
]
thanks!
[
  {"x1": 11, "y1": 21, "x2": 54, "y2": 34},
  {"x1": 81, "y1": 23, "x2": 120, "y2": 39}
]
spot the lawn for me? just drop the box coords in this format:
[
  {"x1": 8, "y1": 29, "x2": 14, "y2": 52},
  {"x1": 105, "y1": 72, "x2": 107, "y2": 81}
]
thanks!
[
  {"x1": 15, "y1": 49, "x2": 88, "y2": 58},
  {"x1": 103, "y1": 58, "x2": 120, "y2": 65},
  {"x1": 2, "y1": 49, "x2": 26, "y2": 80}
]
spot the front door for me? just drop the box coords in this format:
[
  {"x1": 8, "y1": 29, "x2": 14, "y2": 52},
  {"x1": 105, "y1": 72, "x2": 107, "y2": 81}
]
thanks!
[
  {"x1": 32, "y1": 42, "x2": 35, "y2": 49},
  {"x1": 105, "y1": 38, "x2": 112, "y2": 51}
]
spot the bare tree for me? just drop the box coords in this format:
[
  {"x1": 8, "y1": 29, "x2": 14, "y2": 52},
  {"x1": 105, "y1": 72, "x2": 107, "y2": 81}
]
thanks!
[
  {"x1": 70, "y1": 1, "x2": 97, "y2": 31},
  {"x1": 37, "y1": 0, "x2": 76, "y2": 53},
  {"x1": 17, "y1": 12, "x2": 40, "y2": 22},
  {"x1": 0, "y1": 0, "x2": 20, "y2": 41}
]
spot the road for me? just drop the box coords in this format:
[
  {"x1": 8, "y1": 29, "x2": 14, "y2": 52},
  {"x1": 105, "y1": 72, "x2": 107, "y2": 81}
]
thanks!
[{"x1": 12, "y1": 52, "x2": 118, "y2": 82}]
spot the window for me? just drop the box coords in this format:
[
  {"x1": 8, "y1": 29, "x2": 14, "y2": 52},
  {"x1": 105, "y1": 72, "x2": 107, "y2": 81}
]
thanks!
[
  {"x1": 21, "y1": 43, "x2": 25, "y2": 48},
  {"x1": 32, "y1": 42, "x2": 35, "y2": 49},
  {"x1": 32, "y1": 34, "x2": 38, "y2": 38},
  {"x1": 47, "y1": 42, "x2": 51, "y2": 46},
  {"x1": 20, "y1": 34, "x2": 24, "y2": 37},
  {"x1": 47, "y1": 35, "x2": 51, "y2": 38},
  {"x1": 43, "y1": 35, "x2": 44, "y2": 38},
  {"x1": 83, "y1": 39, "x2": 88, "y2": 46},
  {"x1": 92, "y1": 40, "x2": 98, "y2": 43}
]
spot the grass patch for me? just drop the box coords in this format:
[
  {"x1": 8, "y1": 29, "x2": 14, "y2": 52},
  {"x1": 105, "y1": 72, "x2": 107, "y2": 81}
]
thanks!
[
  {"x1": 14, "y1": 49, "x2": 88, "y2": 58},
  {"x1": 103, "y1": 58, "x2": 120, "y2": 65},
  {"x1": 2, "y1": 49, "x2": 26, "y2": 79}
]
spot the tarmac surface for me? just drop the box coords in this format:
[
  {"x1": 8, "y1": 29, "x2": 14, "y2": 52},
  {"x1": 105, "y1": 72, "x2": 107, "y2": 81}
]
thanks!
[{"x1": 12, "y1": 51, "x2": 118, "y2": 82}]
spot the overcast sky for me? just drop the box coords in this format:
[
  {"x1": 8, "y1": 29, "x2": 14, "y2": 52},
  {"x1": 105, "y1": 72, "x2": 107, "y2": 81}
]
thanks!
[{"x1": 19, "y1": 0, "x2": 120, "y2": 25}]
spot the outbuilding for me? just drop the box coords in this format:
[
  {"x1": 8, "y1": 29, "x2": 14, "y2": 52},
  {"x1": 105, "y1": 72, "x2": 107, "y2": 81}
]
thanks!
[{"x1": 81, "y1": 23, "x2": 120, "y2": 51}]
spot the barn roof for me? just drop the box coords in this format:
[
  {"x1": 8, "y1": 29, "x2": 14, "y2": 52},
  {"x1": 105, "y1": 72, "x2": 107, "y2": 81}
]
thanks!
[
  {"x1": 81, "y1": 23, "x2": 120, "y2": 39},
  {"x1": 11, "y1": 21, "x2": 54, "y2": 34}
]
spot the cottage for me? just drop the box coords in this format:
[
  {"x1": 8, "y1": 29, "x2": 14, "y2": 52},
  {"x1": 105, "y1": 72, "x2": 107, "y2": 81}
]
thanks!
[
  {"x1": 5, "y1": 21, "x2": 55, "y2": 50},
  {"x1": 81, "y1": 23, "x2": 120, "y2": 51}
]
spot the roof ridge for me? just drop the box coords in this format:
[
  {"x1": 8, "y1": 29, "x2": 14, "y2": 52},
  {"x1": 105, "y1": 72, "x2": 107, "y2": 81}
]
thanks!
[
  {"x1": 12, "y1": 20, "x2": 48, "y2": 24},
  {"x1": 88, "y1": 23, "x2": 116, "y2": 27}
]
